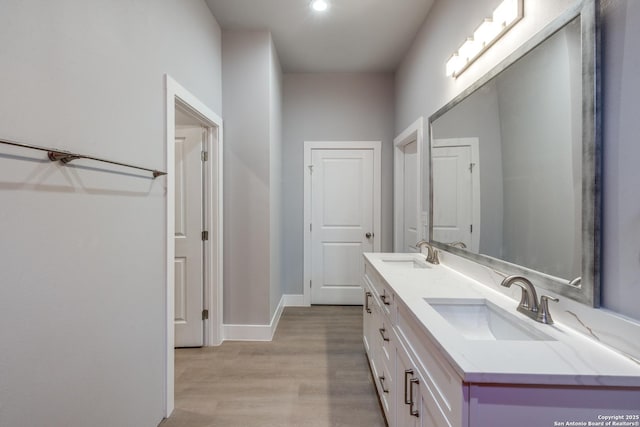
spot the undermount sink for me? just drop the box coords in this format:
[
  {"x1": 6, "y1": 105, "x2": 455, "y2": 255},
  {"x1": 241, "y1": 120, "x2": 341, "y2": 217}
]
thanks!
[
  {"x1": 381, "y1": 257, "x2": 429, "y2": 269},
  {"x1": 424, "y1": 298, "x2": 555, "y2": 341}
]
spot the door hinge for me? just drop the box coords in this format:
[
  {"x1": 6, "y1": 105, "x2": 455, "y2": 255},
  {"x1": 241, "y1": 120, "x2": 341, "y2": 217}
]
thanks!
[
  {"x1": 308, "y1": 164, "x2": 314, "y2": 174},
  {"x1": 202, "y1": 309, "x2": 209, "y2": 320},
  {"x1": 310, "y1": 223, "x2": 312, "y2": 232},
  {"x1": 201, "y1": 151, "x2": 208, "y2": 162},
  {"x1": 202, "y1": 230, "x2": 209, "y2": 241},
  {"x1": 469, "y1": 162, "x2": 475, "y2": 172},
  {"x1": 470, "y1": 224, "x2": 473, "y2": 233},
  {"x1": 310, "y1": 280, "x2": 312, "y2": 288}
]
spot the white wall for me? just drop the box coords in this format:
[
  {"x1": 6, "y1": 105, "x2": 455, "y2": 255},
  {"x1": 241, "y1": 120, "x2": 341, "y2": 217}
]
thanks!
[
  {"x1": 0, "y1": 1, "x2": 222, "y2": 426},
  {"x1": 222, "y1": 30, "x2": 283, "y2": 325},
  {"x1": 282, "y1": 73, "x2": 395, "y2": 296},
  {"x1": 396, "y1": 0, "x2": 640, "y2": 320}
]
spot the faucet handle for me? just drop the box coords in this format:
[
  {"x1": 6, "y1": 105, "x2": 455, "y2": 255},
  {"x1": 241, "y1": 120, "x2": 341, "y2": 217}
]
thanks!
[
  {"x1": 428, "y1": 248, "x2": 440, "y2": 265},
  {"x1": 537, "y1": 295, "x2": 559, "y2": 325}
]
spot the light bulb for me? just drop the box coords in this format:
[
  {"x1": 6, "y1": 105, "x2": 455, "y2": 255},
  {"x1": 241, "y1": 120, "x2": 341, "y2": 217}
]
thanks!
[
  {"x1": 446, "y1": 54, "x2": 464, "y2": 77},
  {"x1": 493, "y1": 0, "x2": 519, "y2": 27},
  {"x1": 474, "y1": 19, "x2": 500, "y2": 48},
  {"x1": 458, "y1": 38, "x2": 481, "y2": 62},
  {"x1": 311, "y1": 0, "x2": 328, "y2": 12}
]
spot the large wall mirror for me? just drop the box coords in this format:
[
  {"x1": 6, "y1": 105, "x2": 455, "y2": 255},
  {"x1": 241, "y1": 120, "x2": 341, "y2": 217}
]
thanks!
[{"x1": 428, "y1": 0, "x2": 600, "y2": 306}]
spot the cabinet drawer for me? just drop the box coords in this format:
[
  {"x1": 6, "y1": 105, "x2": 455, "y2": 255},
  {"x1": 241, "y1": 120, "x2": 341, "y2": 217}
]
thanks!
[
  {"x1": 377, "y1": 357, "x2": 394, "y2": 419},
  {"x1": 379, "y1": 283, "x2": 394, "y2": 318},
  {"x1": 364, "y1": 262, "x2": 385, "y2": 299},
  {"x1": 378, "y1": 316, "x2": 393, "y2": 365},
  {"x1": 396, "y1": 303, "x2": 465, "y2": 427}
]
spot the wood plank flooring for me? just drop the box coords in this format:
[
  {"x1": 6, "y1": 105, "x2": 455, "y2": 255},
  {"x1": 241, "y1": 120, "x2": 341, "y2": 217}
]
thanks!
[{"x1": 160, "y1": 306, "x2": 387, "y2": 427}]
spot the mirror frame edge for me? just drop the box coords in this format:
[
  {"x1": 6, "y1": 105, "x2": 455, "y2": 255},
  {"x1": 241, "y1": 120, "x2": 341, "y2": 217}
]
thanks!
[{"x1": 427, "y1": 0, "x2": 601, "y2": 307}]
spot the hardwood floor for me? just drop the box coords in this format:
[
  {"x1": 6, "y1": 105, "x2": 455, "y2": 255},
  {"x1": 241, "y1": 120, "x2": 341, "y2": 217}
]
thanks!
[{"x1": 160, "y1": 306, "x2": 387, "y2": 427}]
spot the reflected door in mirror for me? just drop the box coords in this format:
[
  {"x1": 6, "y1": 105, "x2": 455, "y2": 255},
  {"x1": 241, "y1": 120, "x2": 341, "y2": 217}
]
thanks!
[{"x1": 432, "y1": 142, "x2": 473, "y2": 250}]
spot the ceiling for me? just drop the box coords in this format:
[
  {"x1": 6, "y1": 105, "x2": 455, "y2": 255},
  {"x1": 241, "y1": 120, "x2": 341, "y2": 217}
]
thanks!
[{"x1": 205, "y1": 0, "x2": 434, "y2": 73}]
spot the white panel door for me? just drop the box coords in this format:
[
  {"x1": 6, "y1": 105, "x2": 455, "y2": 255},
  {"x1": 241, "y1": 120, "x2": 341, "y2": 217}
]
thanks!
[
  {"x1": 432, "y1": 145, "x2": 473, "y2": 247},
  {"x1": 174, "y1": 127, "x2": 204, "y2": 347},
  {"x1": 311, "y1": 149, "x2": 375, "y2": 305},
  {"x1": 402, "y1": 141, "x2": 419, "y2": 252}
]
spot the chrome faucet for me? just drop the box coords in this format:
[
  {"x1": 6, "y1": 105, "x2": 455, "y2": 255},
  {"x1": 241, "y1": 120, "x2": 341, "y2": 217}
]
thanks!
[
  {"x1": 537, "y1": 295, "x2": 559, "y2": 325},
  {"x1": 500, "y1": 275, "x2": 559, "y2": 324},
  {"x1": 500, "y1": 275, "x2": 539, "y2": 319},
  {"x1": 415, "y1": 240, "x2": 440, "y2": 265}
]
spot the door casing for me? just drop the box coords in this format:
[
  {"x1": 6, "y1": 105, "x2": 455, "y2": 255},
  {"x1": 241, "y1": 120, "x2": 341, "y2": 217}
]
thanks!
[
  {"x1": 164, "y1": 74, "x2": 223, "y2": 417},
  {"x1": 303, "y1": 141, "x2": 382, "y2": 307},
  {"x1": 394, "y1": 117, "x2": 424, "y2": 252}
]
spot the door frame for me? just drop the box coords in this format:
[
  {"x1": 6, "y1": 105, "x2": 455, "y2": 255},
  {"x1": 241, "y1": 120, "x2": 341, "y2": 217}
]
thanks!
[
  {"x1": 393, "y1": 117, "x2": 424, "y2": 252},
  {"x1": 164, "y1": 74, "x2": 224, "y2": 417},
  {"x1": 431, "y1": 137, "x2": 481, "y2": 253},
  {"x1": 303, "y1": 141, "x2": 382, "y2": 307}
]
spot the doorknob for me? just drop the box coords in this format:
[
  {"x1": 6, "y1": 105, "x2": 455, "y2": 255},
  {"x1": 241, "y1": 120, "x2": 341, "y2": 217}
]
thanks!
[{"x1": 366, "y1": 232, "x2": 374, "y2": 239}]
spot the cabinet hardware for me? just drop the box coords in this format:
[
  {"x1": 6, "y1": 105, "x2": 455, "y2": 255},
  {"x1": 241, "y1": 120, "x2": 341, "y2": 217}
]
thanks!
[
  {"x1": 365, "y1": 291, "x2": 372, "y2": 314},
  {"x1": 378, "y1": 375, "x2": 389, "y2": 393},
  {"x1": 379, "y1": 327, "x2": 390, "y2": 342},
  {"x1": 404, "y1": 369, "x2": 413, "y2": 405},
  {"x1": 410, "y1": 378, "x2": 420, "y2": 417},
  {"x1": 380, "y1": 292, "x2": 391, "y2": 305}
]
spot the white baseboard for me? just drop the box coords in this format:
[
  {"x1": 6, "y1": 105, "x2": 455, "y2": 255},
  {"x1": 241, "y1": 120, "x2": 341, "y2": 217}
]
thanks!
[
  {"x1": 222, "y1": 294, "x2": 305, "y2": 341},
  {"x1": 283, "y1": 294, "x2": 306, "y2": 307}
]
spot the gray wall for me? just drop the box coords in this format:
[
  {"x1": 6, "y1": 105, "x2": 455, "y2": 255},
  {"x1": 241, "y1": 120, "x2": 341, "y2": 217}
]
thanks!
[
  {"x1": 0, "y1": 0, "x2": 222, "y2": 426},
  {"x1": 601, "y1": 0, "x2": 640, "y2": 318},
  {"x1": 269, "y1": 37, "x2": 284, "y2": 319},
  {"x1": 396, "y1": 0, "x2": 640, "y2": 320},
  {"x1": 222, "y1": 30, "x2": 283, "y2": 324},
  {"x1": 282, "y1": 73, "x2": 395, "y2": 295}
]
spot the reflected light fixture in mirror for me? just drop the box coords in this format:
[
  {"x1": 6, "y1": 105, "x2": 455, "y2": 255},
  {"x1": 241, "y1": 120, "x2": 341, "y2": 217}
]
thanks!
[
  {"x1": 311, "y1": 0, "x2": 329, "y2": 12},
  {"x1": 446, "y1": 0, "x2": 524, "y2": 78}
]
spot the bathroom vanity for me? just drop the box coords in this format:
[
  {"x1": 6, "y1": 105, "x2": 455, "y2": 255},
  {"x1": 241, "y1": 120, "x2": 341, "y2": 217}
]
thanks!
[{"x1": 363, "y1": 252, "x2": 640, "y2": 427}]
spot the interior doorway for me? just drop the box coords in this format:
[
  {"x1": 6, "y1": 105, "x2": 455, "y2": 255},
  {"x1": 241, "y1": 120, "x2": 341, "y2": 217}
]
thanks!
[
  {"x1": 164, "y1": 75, "x2": 224, "y2": 417},
  {"x1": 303, "y1": 141, "x2": 382, "y2": 306},
  {"x1": 174, "y1": 124, "x2": 205, "y2": 347}
]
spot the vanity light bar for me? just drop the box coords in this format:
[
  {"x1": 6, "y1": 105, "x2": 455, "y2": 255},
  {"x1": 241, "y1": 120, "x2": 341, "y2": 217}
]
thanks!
[{"x1": 446, "y1": 0, "x2": 523, "y2": 78}]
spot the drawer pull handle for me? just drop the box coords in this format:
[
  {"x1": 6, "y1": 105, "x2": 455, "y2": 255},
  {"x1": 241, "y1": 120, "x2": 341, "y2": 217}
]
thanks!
[
  {"x1": 404, "y1": 369, "x2": 413, "y2": 405},
  {"x1": 378, "y1": 375, "x2": 389, "y2": 393},
  {"x1": 380, "y1": 293, "x2": 391, "y2": 306},
  {"x1": 379, "y1": 327, "x2": 390, "y2": 342},
  {"x1": 365, "y1": 291, "x2": 372, "y2": 314},
  {"x1": 409, "y1": 378, "x2": 420, "y2": 417}
]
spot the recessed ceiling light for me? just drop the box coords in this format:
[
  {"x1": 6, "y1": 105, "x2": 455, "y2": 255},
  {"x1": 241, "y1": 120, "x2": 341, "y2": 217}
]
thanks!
[{"x1": 311, "y1": 0, "x2": 328, "y2": 12}]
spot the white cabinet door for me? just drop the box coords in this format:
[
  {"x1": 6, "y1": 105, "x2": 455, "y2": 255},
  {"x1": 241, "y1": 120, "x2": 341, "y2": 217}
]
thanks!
[
  {"x1": 174, "y1": 128, "x2": 204, "y2": 347},
  {"x1": 310, "y1": 149, "x2": 375, "y2": 304},
  {"x1": 396, "y1": 342, "x2": 421, "y2": 427}
]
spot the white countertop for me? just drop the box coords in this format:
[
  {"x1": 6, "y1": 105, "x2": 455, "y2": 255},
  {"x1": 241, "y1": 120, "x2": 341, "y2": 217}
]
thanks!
[{"x1": 364, "y1": 252, "x2": 640, "y2": 387}]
